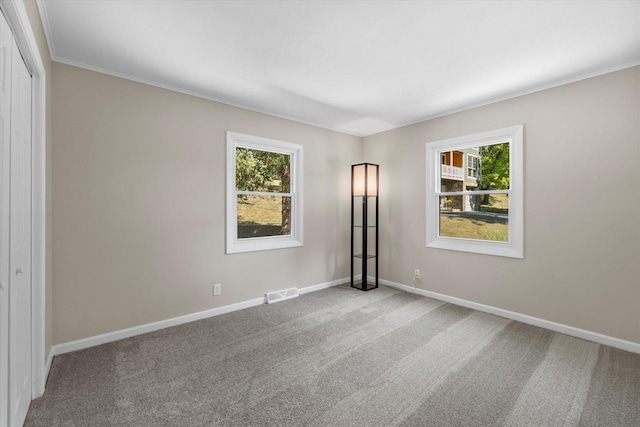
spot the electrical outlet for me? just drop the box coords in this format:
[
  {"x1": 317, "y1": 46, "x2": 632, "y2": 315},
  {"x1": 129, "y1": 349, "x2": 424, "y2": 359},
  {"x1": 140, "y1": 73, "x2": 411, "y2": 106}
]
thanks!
[
  {"x1": 414, "y1": 269, "x2": 420, "y2": 279},
  {"x1": 213, "y1": 283, "x2": 222, "y2": 296}
]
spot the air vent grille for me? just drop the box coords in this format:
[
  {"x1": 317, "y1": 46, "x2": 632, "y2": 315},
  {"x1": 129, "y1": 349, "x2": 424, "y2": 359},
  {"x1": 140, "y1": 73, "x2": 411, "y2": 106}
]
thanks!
[{"x1": 266, "y1": 287, "x2": 299, "y2": 304}]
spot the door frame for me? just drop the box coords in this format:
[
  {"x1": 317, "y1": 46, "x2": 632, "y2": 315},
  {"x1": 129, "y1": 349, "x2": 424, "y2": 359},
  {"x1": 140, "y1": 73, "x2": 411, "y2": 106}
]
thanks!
[{"x1": 0, "y1": 0, "x2": 46, "y2": 398}]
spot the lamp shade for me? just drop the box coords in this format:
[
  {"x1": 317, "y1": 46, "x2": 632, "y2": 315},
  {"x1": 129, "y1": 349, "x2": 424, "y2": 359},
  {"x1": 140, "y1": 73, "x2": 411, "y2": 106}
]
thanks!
[{"x1": 352, "y1": 163, "x2": 378, "y2": 196}]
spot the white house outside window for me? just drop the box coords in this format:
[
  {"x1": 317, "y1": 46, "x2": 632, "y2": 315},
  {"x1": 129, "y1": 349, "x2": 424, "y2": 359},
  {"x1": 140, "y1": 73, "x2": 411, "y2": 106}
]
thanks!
[
  {"x1": 226, "y1": 132, "x2": 303, "y2": 254},
  {"x1": 426, "y1": 125, "x2": 523, "y2": 258}
]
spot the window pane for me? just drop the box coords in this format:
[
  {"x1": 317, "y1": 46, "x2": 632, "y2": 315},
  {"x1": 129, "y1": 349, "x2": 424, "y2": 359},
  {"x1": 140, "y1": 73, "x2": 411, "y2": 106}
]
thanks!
[
  {"x1": 479, "y1": 142, "x2": 509, "y2": 190},
  {"x1": 439, "y1": 194, "x2": 509, "y2": 242},
  {"x1": 236, "y1": 147, "x2": 291, "y2": 192},
  {"x1": 440, "y1": 150, "x2": 466, "y2": 191},
  {"x1": 237, "y1": 195, "x2": 291, "y2": 238},
  {"x1": 440, "y1": 143, "x2": 509, "y2": 192}
]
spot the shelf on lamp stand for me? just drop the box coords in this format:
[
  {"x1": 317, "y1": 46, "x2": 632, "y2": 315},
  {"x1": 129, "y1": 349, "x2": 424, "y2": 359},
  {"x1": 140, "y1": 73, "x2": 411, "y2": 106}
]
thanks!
[{"x1": 350, "y1": 163, "x2": 379, "y2": 291}]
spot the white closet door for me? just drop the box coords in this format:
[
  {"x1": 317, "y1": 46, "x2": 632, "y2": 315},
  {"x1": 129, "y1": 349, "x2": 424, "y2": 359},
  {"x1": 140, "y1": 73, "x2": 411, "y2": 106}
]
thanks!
[
  {"x1": 8, "y1": 30, "x2": 31, "y2": 427},
  {"x1": 0, "y1": 10, "x2": 12, "y2": 427}
]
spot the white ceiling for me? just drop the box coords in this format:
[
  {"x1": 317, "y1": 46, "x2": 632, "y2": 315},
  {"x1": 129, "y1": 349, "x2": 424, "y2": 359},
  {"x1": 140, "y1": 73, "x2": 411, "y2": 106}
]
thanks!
[{"x1": 38, "y1": 1, "x2": 640, "y2": 137}]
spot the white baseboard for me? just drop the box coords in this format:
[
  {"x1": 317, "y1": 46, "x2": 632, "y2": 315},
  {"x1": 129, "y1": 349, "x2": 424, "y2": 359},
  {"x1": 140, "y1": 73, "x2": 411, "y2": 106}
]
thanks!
[
  {"x1": 298, "y1": 277, "x2": 351, "y2": 295},
  {"x1": 42, "y1": 348, "x2": 54, "y2": 388},
  {"x1": 378, "y1": 277, "x2": 640, "y2": 354},
  {"x1": 53, "y1": 277, "x2": 350, "y2": 356},
  {"x1": 52, "y1": 274, "x2": 637, "y2": 358}
]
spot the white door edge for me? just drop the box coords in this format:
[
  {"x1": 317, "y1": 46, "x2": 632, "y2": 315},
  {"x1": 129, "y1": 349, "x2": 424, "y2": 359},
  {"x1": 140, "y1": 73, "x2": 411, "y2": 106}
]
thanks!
[{"x1": 0, "y1": 0, "x2": 47, "y2": 400}]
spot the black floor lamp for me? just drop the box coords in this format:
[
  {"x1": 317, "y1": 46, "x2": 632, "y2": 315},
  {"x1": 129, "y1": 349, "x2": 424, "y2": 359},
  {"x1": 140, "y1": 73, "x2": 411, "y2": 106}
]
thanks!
[{"x1": 351, "y1": 163, "x2": 379, "y2": 291}]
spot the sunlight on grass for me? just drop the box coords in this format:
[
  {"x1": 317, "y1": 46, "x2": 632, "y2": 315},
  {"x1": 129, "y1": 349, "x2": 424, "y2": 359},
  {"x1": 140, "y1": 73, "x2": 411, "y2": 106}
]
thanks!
[
  {"x1": 440, "y1": 216, "x2": 508, "y2": 242},
  {"x1": 439, "y1": 193, "x2": 509, "y2": 241},
  {"x1": 480, "y1": 228, "x2": 509, "y2": 241},
  {"x1": 237, "y1": 195, "x2": 290, "y2": 238},
  {"x1": 237, "y1": 195, "x2": 283, "y2": 225},
  {"x1": 488, "y1": 194, "x2": 509, "y2": 209}
]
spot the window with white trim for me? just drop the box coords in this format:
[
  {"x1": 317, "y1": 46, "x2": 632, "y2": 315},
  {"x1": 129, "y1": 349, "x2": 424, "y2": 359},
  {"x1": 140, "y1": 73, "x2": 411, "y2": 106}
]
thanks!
[
  {"x1": 226, "y1": 132, "x2": 303, "y2": 254},
  {"x1": 426, "y1": 125, "x2": 523, "y2": 258},
  {"x1": 467, "y1": 154, "x2": 479, "y2": 178}
]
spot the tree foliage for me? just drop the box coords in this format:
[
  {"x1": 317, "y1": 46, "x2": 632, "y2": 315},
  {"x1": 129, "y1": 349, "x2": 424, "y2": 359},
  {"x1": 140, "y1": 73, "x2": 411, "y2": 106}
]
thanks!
[
  {"x1": 479, "y1": 143, "x2": 510, "y2": 190},
  {"x1": 236, "y1": 148, "x2": 290, "y2": 192},
  {"x1": 236, "y1": 147, "x2": 291, "y2": 234}
]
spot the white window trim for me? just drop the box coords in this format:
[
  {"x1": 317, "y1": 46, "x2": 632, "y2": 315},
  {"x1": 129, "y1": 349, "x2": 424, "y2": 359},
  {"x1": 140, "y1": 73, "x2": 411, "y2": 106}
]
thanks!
[
  {"x1": 426, "y1": 125, "x2": 523, "y2": 259},
  {"x1": 226, "y1": 132, "x2": 303, "y2": 254}
]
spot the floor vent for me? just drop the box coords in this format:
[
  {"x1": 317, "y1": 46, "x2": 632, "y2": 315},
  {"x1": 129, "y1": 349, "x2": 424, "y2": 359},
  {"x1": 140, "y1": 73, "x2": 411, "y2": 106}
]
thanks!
[{"x1": 266, "y1": 287, "x2": 299, "y2": 304}]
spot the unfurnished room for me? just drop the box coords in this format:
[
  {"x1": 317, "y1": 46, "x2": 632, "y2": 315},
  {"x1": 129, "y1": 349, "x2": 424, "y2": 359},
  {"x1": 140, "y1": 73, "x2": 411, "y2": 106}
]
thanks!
[{"x1": 0, "y1": 0, "x2": 638, "y2": 426}]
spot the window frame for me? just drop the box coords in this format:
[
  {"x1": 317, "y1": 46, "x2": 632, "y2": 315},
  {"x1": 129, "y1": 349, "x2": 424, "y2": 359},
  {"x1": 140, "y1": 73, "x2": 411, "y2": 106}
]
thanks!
[
  {"x1": 467, "y1": 153, "x2": 479, "y2": 178},
  {"x1": 226, "y1": 132, "x2": 303, "y2": 254},
  {"x1": 425, "y1": 125, "x2": 523, "y2": 258}
]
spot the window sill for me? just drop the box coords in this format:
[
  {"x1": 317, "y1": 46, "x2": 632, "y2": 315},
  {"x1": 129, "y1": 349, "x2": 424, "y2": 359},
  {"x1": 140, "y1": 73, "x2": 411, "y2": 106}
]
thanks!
[
  {"x1": 226, "y1": 235, "x2": 303, "y2": 254},
  {"x1": 427, "y1": 237, "x2": 523, "y2": 259}
]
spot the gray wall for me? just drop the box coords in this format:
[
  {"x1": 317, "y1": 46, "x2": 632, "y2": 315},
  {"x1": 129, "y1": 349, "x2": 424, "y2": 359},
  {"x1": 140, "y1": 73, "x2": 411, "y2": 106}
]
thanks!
[
  {"x1": 51, "y1": 58, "x2": 639, "y2": 346},
  {"x1": 362, "y1": 66, "x2": 640, "y2": 344},
  {"x1": 52, "y1": 63, "x2": 361, "y2": 344}
]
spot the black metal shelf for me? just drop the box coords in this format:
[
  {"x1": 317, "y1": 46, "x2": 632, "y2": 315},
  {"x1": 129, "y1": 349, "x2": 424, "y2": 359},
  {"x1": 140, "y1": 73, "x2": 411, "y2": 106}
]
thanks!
[
  {"x1": 351, "y1": 163, "x2": 379, "y2": 292},
  {"x1": 351, "y1": 280, "x2": 378, "y2": 292},
  {"x1": 353, "y1": 254, "x2": 377, "y2": 259}
]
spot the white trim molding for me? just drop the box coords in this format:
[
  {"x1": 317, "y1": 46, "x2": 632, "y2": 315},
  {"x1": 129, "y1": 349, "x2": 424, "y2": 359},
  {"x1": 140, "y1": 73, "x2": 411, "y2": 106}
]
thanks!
[
  {"x1": 54, "y1": 297, "x2": 266, "y2": 355},
  {"x1": 44, "y1": 348, "x2": 54, "y2": 384},
  {"x1": 53, "y1": 277, "x2": 349, "y2": 356},
  {"x1": 297, "y1": 277, "x2": 348, "y2": 295},
  {"x1": 377, "y1": 278, "x2": 640, "y2": 354},
  {"x1": 51, "y1": 275, "x2": 639, "y2": 365},
  {"x1": 0, "y1": 0, "x2": 48, "y2": 398},
  {"x1": 226, "y1": 131, "x2": 303, "y2": 254}
]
